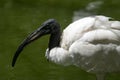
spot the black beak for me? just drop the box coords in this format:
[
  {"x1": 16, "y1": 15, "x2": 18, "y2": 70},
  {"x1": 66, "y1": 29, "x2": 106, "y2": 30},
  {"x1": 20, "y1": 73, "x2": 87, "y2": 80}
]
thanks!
[{"x1": 12, "y1": 25, "x2": 49, "y2": 67}]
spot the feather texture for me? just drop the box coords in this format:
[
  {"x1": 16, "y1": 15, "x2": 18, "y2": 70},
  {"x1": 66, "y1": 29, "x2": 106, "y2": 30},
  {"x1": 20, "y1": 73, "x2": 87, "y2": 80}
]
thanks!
[{"x1": 47, "y1": 15, "x2": 120, "y2": 73}]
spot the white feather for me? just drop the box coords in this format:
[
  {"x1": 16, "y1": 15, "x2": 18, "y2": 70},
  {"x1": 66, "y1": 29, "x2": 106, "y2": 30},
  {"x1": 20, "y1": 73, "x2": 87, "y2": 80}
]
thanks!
[
  {"x1": 69, "y1": 42, "x2": 120, "y2": 73},
  {"x1": 48, "y1": 48, "x2": 72, "y2": 66},
  {"x1": 61, "y1": 16, "x2": 95, "y2": 50},
  {"x1": 111, "y1": 21, "x2": 120, "y2": 30},
  {"x1": 46, "y1": 15, "x2": 120, "y2": 73},
  {"x1": 79, "y1": 29, "x2": 120, "y2": 43}
]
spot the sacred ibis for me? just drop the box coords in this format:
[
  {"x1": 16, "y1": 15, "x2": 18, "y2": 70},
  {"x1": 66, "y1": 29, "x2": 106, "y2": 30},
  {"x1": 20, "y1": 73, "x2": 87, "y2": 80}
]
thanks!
[{"x1": 12, "y1": 15, "x2": 120, "y2": 80}]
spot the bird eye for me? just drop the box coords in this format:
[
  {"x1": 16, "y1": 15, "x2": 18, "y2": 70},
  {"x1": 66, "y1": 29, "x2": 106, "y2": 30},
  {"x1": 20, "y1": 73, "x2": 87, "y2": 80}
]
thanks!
[{"x1": 43, "y1": 22, "x2": 49, "y2": 27}]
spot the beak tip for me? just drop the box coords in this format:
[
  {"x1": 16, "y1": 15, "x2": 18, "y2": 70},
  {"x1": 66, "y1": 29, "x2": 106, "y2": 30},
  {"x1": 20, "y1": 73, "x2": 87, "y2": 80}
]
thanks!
[
  {"x1": 12, "y1": 63, "x2": 15, "y2": 67},
  {"x1": 12, "y1": 59, "x2": 16, "y2": 67}
]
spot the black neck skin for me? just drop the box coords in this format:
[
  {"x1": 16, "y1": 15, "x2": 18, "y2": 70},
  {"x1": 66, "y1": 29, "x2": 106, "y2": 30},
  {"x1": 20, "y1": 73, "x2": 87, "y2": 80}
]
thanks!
[{"x1": 48, "y1": 25, "x2": 61, "y2": 51}]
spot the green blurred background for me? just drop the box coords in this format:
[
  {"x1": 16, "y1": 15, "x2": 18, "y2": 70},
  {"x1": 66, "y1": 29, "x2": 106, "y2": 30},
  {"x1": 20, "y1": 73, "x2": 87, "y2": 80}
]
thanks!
[{"x1": 0, "y1": 0, "x2": 120, "y2": 80}]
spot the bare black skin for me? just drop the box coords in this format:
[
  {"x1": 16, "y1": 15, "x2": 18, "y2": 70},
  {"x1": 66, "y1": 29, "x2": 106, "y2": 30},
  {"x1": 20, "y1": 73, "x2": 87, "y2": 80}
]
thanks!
[{"x1": 12, "y1": 19, "x2": 61, "y2": 67}]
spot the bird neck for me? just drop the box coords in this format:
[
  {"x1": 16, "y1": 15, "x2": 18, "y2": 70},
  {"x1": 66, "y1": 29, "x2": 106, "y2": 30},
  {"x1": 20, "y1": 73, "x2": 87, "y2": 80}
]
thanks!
[{"x1": 48, "y1": 26, "x2": 61, "y2": 51}]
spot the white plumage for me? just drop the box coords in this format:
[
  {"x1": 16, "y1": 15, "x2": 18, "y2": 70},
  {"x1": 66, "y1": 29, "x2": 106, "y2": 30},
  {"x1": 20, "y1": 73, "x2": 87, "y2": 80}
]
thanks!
[{"x1": 46, "y1": 15, "x2": 120, "y2": 74}]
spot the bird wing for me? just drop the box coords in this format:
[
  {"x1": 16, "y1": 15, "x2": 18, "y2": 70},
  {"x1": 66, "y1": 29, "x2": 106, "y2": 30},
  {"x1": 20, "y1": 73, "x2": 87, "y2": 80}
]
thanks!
[
  {"x1": 69, "y1": 16, "x2": 120, "y2": 55},
  {"x1": 69, "y1": 28, "x2": 120, "y2": 56},
  {"x1": 61, "y1": 16, "x2": 120, "y2": 50},
  {"x1": 66, "y1": 16, "x2": 120, "y2": 73},
  {"x1": 61, "y1": 16, "x2": 96, "y2": 50}
]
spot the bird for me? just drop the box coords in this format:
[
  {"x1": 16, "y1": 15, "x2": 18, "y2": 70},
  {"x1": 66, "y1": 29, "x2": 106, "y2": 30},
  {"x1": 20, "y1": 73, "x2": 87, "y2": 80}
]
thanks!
[{"x1": 12, "y1": 15, "x2": 120, "y2": 80}]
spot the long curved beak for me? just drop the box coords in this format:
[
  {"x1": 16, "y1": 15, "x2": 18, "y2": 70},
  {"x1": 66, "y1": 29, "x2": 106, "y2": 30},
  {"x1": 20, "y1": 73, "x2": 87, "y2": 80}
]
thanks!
[{"x1": 12, "y1": 25, "x2": 48, "y2": 67}]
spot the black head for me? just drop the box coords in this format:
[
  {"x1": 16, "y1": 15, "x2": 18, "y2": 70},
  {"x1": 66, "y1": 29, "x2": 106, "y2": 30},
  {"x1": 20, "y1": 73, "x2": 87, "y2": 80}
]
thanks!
[
  {"x1": 12, "y1": 19, "x2": 60, "y2": 67},
  {"x1": 39, "y1": 19, "x2": 60, "y2": 35}
]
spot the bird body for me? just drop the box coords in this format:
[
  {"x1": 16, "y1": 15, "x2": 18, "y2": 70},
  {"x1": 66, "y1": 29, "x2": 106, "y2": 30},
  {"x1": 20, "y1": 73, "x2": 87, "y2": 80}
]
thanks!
[{"x1": 46, "y1": 16, "x2": 120, "y2": 73}]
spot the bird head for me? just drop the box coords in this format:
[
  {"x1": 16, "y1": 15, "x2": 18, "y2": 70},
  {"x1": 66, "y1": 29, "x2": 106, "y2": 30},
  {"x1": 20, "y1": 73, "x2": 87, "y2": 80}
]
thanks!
[{"x1": 12, "y1": 19, "x2": 60, "y2": 67}]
